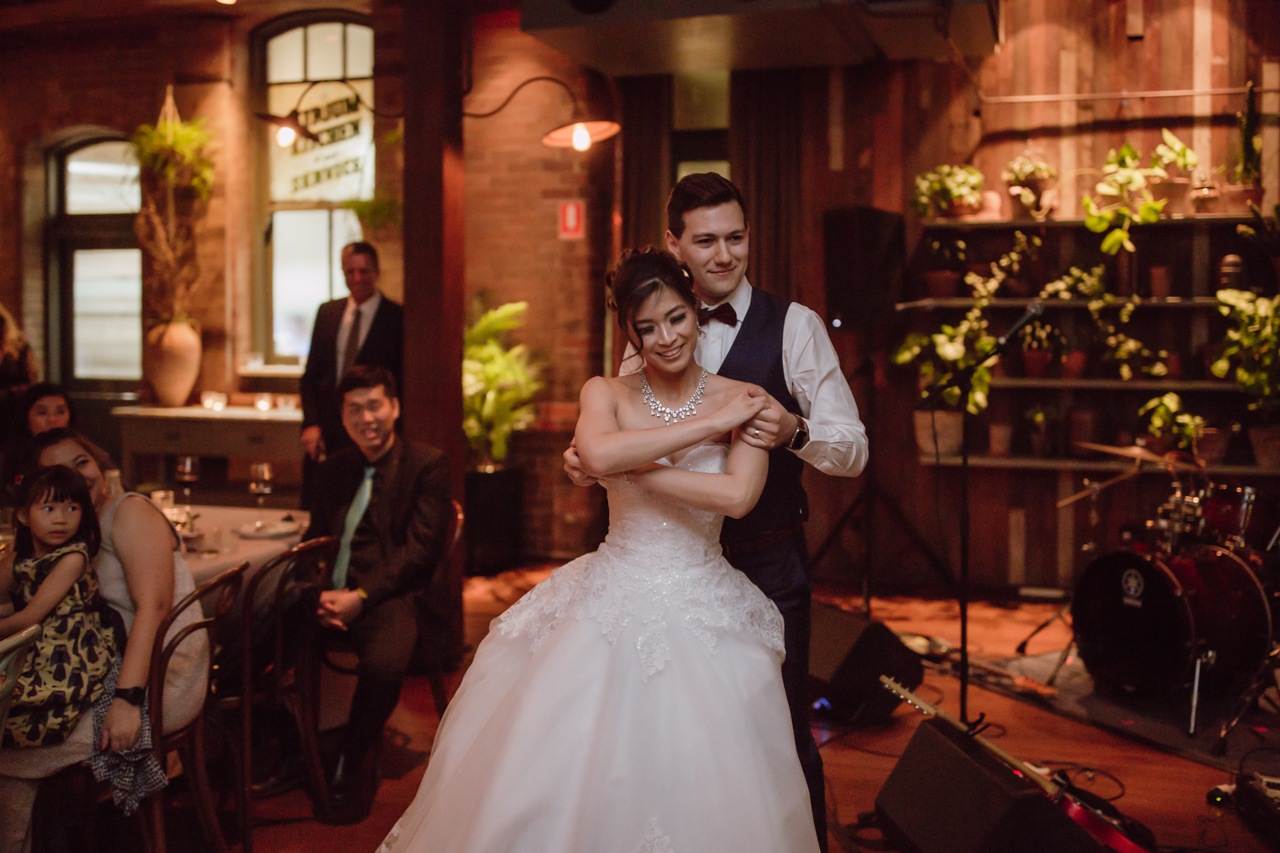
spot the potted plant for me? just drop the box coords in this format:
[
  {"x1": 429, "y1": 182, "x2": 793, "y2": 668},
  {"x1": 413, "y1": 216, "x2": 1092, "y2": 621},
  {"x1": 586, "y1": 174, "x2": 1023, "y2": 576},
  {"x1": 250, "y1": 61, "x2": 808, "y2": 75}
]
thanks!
[
  {"x1": 132, "y1": 98, "x2": 215, "y2": 408},
  {"x1": 1002, "y1": 151, "x2": 1056, "y2": 220},
  {"x1": 1024, "y1": 402, "x2": 1058, "y2": 458},
  {"x1": 912, "y1": 164, "x2": 985, "y2": 219},
  {"x1": 1210, "y1": 289, "x2": 1280, "y2": 468},
  {"x1": 462, "y1": 300, "x2": 544, "y2": 574},
  {"x1": 1147, "y1": 129, "x2": 1198, "y2": 217},
  {"x1": 894, "y1": 273, "x2": 999, "y2": 457},
  {"x1": 1082, "y1": 143, "x2": 1166, "y2": 255},
  {"x1": 1237, "y1": 203, "x2": 1280, "y2": 289},
  {"x1": 1060, "y1": 327, "x2": 1092, "y2": 379},
  {"x1": 1138, "y1": 393, "x2": 1204, "y2": 450},
  {"x1": 922, "y1": 238, "x2": 967, "y2": 297},
  {"x1": 1222, "y1": 82, "x2": 1264, "y2": 215},
  {"x1": 1018, "y1": 320, "x2": 1065, "y2": 378}
]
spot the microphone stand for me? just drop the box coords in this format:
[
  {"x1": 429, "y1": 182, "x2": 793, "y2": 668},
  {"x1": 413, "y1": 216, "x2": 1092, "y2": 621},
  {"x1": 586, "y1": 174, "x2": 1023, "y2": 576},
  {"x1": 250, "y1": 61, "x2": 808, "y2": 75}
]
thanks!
[{"x1": 919, "y1": 303, "x2": 1041, "y2": 725}]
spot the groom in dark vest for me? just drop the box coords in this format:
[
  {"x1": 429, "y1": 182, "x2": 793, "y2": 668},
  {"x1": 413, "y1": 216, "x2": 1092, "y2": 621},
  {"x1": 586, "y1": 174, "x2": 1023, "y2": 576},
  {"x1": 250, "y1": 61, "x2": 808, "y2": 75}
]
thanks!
[{"x1": 567, "y1": 173, "x2": 869, "y2": 850}]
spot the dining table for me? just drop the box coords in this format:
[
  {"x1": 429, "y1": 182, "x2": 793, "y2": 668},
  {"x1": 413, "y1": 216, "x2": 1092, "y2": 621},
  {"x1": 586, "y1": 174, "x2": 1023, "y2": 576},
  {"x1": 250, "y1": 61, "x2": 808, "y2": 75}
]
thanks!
[{"x1": 178, "y1": 504, "x2": 309, "y2": 588}]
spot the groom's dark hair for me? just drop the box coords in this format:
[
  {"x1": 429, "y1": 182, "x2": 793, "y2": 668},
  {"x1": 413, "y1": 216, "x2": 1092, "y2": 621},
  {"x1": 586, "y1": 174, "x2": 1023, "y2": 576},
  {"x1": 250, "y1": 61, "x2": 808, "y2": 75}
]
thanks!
[{"x1": 666, "y1": 172, "x2": 747, "y2": 238}]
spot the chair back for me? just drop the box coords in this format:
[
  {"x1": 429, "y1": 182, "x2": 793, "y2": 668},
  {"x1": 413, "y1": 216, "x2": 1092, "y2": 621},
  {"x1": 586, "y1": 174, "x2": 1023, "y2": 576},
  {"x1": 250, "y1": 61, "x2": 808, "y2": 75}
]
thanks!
[
  {"x1": 239, "y1": 536, "x2": 339, "y2": 704},
  {"x1": 147, "y1": 561, "x2": 248, "y2": 745},
  {"x1": 0, "y1": 624, "x2": 40, "y2": 748}
]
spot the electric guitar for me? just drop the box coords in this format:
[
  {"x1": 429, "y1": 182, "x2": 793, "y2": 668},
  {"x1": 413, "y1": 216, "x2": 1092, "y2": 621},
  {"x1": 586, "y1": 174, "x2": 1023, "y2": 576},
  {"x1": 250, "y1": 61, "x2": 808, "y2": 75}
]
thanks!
[{"x1": 879, "y1": 676, "x2": 1152, "y2": 853}]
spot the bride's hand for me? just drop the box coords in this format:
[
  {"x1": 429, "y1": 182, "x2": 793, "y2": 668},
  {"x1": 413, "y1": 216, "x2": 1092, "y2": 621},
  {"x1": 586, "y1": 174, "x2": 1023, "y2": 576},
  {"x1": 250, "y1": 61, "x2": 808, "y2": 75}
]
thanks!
[{"x1": 710, "y1": 385, "x2": 768, "y2": 433}]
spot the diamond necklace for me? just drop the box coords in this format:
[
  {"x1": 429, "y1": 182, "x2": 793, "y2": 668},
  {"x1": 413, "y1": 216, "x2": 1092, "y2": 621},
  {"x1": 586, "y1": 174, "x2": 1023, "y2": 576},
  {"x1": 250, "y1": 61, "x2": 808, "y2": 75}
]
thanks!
[{"x1": 641, "y1": 368, "x2": 708, "y2": 423}]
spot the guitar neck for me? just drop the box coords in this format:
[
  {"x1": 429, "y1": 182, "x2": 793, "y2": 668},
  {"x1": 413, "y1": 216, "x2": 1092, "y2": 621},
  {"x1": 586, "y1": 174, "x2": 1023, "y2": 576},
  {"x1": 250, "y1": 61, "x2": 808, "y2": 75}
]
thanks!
[{"x1": 880, "y1": 676, "x2": 1059, "y2": 798}]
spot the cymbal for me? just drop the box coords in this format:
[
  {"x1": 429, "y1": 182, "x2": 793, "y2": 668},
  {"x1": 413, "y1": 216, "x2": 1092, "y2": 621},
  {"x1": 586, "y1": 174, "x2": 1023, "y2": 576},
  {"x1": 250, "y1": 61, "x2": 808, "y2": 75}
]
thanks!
[{"x1": 1074, "y1": 441, "x2": 1203, "y2": 472}]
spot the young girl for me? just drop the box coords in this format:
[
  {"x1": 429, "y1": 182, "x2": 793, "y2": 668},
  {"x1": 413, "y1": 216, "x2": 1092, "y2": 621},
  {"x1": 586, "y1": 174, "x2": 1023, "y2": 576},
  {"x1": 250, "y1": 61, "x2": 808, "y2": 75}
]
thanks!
[{"x1": 0, "y1": 464, "x2": 116, "y2": 748}]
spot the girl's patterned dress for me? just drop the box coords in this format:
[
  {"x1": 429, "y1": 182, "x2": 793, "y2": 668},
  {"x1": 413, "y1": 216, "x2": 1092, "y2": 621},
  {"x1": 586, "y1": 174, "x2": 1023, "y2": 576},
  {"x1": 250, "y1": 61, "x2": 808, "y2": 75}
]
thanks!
[{"x1": 5, "y1": 542, "x2": 116, "y2": 748}]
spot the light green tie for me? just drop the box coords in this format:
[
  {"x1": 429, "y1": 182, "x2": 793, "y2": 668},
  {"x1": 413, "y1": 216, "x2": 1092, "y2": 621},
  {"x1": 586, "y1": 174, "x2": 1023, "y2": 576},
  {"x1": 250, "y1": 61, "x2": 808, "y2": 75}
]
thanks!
[{"x1": 332, "y1": 465, "x2": 375, "y2": 590}]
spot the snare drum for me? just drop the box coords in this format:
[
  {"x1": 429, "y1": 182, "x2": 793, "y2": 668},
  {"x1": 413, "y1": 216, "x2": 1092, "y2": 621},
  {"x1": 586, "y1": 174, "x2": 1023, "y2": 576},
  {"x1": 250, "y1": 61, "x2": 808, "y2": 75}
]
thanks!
[{"x1": 1072, "y1": 545, "x2": 1273, "y2": 696}]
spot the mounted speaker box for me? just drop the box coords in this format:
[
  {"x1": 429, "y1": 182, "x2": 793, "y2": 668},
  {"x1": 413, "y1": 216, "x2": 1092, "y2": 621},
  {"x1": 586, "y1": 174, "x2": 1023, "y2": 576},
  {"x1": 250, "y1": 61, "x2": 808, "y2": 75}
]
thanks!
[
  {"x1": 809, "y1": 601, "x2": 923, "y2": 725},
  {"x1": 875, "y1": 719, "x2": 1108, "y2": 853},
  {"x1": 822, "y1": 206, "x2": 906, "y2": 330}
]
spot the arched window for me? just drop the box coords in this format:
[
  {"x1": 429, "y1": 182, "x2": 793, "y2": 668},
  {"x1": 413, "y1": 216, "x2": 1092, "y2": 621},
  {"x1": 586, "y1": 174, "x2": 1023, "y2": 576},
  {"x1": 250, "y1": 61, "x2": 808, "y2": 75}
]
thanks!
[
  {"x1": 254, "y1": 15, "x2": 374, "y2": 364},
  {"x1": 50, "y1": 137, "x2": 143, "y2": 387}
]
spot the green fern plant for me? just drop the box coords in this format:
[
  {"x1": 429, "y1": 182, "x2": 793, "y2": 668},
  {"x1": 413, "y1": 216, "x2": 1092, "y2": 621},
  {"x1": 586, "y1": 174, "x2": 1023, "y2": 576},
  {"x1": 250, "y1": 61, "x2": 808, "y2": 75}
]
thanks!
[{"x1": 462, "y1": 302, "x2": 544, "y2": 469}]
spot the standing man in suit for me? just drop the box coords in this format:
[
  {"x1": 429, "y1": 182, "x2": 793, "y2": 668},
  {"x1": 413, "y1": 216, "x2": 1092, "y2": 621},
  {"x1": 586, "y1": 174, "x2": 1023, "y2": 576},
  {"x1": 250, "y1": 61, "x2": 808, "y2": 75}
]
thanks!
[
  {"x1": 304, "y1": 366, "x2": 452, "y2": 823},
  {"x1": 300, "y1": 241, "x2": 404, "y2": 508},
  {"x1": 565, "y1": 173, "x2": 868, "y2": 851}
]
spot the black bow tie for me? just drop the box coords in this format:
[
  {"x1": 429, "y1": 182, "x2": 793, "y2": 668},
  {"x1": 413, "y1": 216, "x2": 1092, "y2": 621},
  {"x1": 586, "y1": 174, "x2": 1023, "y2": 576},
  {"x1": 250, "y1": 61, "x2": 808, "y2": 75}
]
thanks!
[{"x1": 697, "y1": 303, "x2": 738, "y2": 327}]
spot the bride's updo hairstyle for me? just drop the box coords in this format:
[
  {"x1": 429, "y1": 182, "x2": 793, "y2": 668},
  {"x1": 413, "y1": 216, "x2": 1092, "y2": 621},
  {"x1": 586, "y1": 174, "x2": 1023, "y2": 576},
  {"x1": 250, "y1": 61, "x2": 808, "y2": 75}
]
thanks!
[{"x1": 605, "y1": 248, "x2": 696, "y2": 347}]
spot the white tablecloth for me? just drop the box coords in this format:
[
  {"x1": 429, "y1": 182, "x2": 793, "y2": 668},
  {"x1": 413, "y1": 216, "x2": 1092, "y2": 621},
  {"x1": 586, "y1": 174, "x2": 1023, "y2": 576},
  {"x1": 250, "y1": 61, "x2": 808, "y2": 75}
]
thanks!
[{"x1": 181, "y1": 504, "x2": 309, "y2": 587}]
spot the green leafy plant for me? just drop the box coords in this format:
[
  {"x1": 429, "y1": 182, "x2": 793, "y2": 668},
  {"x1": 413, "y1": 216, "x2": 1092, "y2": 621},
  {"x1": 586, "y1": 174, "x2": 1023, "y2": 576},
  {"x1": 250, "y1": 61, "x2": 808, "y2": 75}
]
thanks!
[
  {"x1": 893, "y1": 272, "x2": 998, "y2": 414},
  {"x1": 1082, "y1": 143, "x2": 1165, "y2": 255},
  {"x1": 1238, "y1": 203, "x2": 1280, "y2": 256},
  {"x1": 1150, "y1": 128, "x2": 1199, "y2": 175},
  {"x1": 1211, "y1": 289, "x2": 1280, "y2": 422},
  {"x1": 912, "y1": 164, "x2": 985, "y2": 218},
  {"x1": 1024, "y1": 401, "x2": 1058, "y2": 430},
  {"x1": 927, "y1": 238, "x2": 967, "y2": 271},
  {"x1": 462, "y1": 301, "x2": 544, "y2": 469},
  {"x1": 1002, "y1": 152, "x2": 1056, "y2": 215},
  {"x1": 1018, "y1": 320, "x2": 1065, "y2": 354},
  {"x1": 341, "y1": 197, "x2": 402, "y2": 231},
  {"x1": 1139, "y1": 392, "x2": 1205, "y2": 450},
  {"x1": 1232, "y1": 81, "x2": 1263, "y2": 186},
  {"x1": 131, "y1": 117, "x2": 215, "y2": 324}
]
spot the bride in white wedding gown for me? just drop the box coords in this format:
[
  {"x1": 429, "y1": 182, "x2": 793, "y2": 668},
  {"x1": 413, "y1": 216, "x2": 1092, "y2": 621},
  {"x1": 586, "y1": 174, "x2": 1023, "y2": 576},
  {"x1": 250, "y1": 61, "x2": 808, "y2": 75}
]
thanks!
[{"x1": 377, "y1": 249, "x2": 820, "y2": 853}]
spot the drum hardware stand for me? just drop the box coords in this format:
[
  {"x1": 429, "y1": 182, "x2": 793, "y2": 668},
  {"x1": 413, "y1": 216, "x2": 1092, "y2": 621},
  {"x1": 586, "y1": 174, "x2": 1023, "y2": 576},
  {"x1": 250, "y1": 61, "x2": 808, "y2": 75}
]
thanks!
[
  {"x1": 1211, "y1": 646, "x2": 1280, "y2": 755},
  {"x1": 1189, "y1": 649, "x2": 1216, "y2": 736}
]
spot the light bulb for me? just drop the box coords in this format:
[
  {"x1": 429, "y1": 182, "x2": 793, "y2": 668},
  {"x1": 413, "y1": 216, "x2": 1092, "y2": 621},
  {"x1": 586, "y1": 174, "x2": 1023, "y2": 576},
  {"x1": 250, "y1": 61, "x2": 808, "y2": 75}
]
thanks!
[
  {"x1": 276, "y1": 125, "x2": 296, "y2": 147},
  {"x1": 571, "y1": 123, "x2": 591, "y2": 152},
  {"x1": 216, "y1": 0, "x2": 236, "y2": 4}
]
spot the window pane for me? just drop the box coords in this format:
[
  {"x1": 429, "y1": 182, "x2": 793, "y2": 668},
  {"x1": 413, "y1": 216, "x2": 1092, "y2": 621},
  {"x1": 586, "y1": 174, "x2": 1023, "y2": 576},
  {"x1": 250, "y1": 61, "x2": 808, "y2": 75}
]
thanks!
[
  {"x1": 677, "y1": 160, "x2": 730, "y2": 182},
  {"x1": 306, "y1": 23, "x2": 345, "y2": 81},
  {"x1": 272, "y1": 210, "x2": 346, "y2": 358},
  {"x1": 268, "y1": 78, "x2": 375, "y2": 203},
  {"x1": 73, "y1": 249, "x2": 142, "y2": 380},
  {"x1": 346, "y1": 24, "x2": 373, "y2": 79},
  {"x1": 65, "y1": 142, "x2": 140, "y2": 214},
  {"x1": 331, "y1": 209, "x2": 364, "y2": 294},
  {"x1": 267, "y1": 27, "x2": 304, "y2": 84}
]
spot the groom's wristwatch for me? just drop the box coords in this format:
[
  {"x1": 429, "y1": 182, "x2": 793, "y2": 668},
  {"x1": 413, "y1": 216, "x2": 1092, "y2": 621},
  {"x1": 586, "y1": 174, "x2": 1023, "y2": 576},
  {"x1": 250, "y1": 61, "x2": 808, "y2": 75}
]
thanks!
[{"x1": 788, "y1": 417, "x2": 810, "y2": 451}]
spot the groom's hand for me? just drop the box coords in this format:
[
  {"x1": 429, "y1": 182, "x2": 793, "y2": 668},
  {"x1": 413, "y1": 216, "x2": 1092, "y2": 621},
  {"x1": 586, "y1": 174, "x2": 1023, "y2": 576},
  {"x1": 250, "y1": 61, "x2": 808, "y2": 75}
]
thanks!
[
  {"x1": 563, "y1": 439, "x2": 598, "y2": 487},
  {"x1": 742, "y1": 388, "x2": 797, "y2": 450}
]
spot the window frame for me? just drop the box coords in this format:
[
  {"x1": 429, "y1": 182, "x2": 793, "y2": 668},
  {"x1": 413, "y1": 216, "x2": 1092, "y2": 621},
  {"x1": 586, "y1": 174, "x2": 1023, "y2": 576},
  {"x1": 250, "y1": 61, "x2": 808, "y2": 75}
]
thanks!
[{"x1": 250, "y1": 10, "x2": 375, "y2": 370}]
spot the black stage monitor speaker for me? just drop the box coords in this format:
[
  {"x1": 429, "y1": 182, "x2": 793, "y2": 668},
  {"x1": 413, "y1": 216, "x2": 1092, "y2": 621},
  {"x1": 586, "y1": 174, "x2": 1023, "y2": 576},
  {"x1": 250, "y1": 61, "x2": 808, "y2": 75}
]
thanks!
[
  {"x1": 875, "y1": 719, "x2": 1108, "y2": 853},
  {"x1": 822, "y1": 206, "x2": 906, "y2": 329},
  {"x1": 809, "y1": 601, "x2": 923, "y2": 725}
]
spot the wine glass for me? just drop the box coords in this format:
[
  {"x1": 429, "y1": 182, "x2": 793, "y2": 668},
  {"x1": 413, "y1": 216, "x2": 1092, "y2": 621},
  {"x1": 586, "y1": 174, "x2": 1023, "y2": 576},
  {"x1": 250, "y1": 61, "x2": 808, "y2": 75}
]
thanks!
[
  {"x1": 175, "y1": 455, "x2": 200, "y2": 508},
  {"x1": 249, "y1": 462, "x2": 274, "y2": 525}
]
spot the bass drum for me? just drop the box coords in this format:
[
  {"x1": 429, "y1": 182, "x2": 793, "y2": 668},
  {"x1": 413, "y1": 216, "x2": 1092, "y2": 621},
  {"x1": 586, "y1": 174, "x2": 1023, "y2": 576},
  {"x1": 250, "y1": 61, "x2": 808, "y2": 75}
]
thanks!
[{"x1": 1072, "y1": 545, "x2": 1272, "y2": 696}]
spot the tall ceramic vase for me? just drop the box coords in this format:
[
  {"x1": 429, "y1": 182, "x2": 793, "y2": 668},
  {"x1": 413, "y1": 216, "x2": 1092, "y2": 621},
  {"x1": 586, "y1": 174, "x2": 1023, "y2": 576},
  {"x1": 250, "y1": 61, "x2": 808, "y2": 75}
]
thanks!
[{"x1": 144, "y1": 321, "x2": 202, "y2": 407}]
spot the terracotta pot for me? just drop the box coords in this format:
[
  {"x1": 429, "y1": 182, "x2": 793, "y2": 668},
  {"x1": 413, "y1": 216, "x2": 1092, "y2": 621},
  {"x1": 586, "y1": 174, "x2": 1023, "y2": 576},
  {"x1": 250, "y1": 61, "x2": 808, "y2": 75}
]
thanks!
[
  {"x1": 914, "y1": 409, "x2": 964, "y2": 458},
  {"x1": 1021, "y1": 349, "x2": 1054, "y2": 378},
  {"x1": 987, "y1": 422, "x2": 1014, "y2": 457},
  {"x1": 1148, "y1": 266, "x2": 1173, "y2": 299},
  {"x1": 144, "y1": 321, "x2": 202, "y2": 407},
  {"x1": 1248, "y1": 425, "x2": 1280, "y2": 469},
  {"x1": 1221, "y1": 183, "x2": 1264, "y2": 215},
  {"x1": 923, "y1": 270, "x2": 963, "y2": 298},
  {"x1": 1028, "y1": 427, "x2": 1051, "y2": 458},
  {"x1": 1190, "y1": 183, "x2": 1220, "y2": 215},
  {"x1": 1067, "y1": 407, "x2": 1104, "y2": 457},
  {"x1": 1061, "y1": 351, "x2": 1088, "y2": 380},
  {"x1": 1149, "y1": 177, "x2": 1190, "y2": 217},
  {"x1": 1194, "y1": 428, "x2": 1230, "y2": 466},
  {"x1": 1163, "y1": 352, "x2": 1184, "y2": 380}
]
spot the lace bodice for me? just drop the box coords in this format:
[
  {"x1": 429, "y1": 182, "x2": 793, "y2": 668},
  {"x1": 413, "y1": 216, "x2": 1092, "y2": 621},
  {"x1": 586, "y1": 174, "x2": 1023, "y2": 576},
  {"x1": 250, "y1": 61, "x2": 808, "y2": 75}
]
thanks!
[{"x1": 496, "y1": 444, "x2": 784, "y2": 679}]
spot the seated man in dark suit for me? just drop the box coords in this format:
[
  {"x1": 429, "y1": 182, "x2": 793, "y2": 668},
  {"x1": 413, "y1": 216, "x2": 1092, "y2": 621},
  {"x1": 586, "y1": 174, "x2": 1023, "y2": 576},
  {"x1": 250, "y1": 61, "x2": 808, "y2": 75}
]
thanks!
[
  {"x1": 299, "y1": 241, "x2": 404, "y2": 509},
  {"x1": 304, "y1": 365, "x2": 451, "y2": 822}
]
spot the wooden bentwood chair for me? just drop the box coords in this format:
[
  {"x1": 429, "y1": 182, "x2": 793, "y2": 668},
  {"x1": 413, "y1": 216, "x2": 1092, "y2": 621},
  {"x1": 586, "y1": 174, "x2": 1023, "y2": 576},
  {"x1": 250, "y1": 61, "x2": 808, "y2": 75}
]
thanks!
[{"x1": 0, "y1": 624, "x2": 41, "y2": 756}]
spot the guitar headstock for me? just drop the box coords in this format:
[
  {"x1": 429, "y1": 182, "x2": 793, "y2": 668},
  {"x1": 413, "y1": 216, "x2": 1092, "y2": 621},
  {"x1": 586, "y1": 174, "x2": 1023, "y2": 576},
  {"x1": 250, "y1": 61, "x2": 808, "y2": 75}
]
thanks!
[{"x1": 880, "y1": 675, "x2": 939, "y2": 718}]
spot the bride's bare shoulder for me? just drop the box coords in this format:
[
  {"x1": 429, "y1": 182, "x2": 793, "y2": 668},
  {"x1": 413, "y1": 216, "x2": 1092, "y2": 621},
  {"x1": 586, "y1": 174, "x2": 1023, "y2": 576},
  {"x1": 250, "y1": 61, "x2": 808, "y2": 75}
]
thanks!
[
  {"x1": 702, "y1": 373, "x2": 758, "y2": 397},
  {"x1": 580, "y1": 374, "x2": 643, "y2": 405}
]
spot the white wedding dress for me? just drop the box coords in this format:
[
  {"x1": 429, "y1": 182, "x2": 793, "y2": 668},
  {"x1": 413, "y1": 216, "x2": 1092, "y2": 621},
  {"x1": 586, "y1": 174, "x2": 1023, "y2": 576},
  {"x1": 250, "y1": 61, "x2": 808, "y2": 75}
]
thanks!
[{"x1": 377, "y1": 443, "x2": 820, "y2": 853}]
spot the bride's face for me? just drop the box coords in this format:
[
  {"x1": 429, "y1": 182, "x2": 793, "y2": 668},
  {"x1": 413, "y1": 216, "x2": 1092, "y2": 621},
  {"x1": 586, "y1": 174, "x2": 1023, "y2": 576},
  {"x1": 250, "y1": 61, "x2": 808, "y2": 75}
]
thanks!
[{"x1": 633, "y1": 285, "x2": 697, "y2": 376}]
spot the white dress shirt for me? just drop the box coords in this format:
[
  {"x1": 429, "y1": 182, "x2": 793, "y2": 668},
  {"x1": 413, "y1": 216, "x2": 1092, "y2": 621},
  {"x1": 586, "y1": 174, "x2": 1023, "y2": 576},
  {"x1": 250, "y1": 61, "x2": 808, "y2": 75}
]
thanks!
[
  {"x1": 624, "y1": 280, "x2": 869, "y2": 478},
  {"x1": 335, "y1": 291, "x2": 382, "y2": 377}
]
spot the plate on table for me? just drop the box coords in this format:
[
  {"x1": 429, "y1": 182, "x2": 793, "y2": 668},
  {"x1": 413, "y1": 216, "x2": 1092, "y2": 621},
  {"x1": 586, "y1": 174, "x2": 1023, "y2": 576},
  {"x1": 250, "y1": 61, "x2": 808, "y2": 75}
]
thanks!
[{"x1": 237, "y1": 520, "x2": 302, "y2": 539}]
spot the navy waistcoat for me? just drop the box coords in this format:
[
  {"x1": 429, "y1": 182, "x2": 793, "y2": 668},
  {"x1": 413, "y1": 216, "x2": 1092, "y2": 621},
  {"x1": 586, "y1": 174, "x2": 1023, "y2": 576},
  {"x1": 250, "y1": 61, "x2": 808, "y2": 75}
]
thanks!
[{"x1": 714, "y1": 287, "x2": 808, "y2": 544}]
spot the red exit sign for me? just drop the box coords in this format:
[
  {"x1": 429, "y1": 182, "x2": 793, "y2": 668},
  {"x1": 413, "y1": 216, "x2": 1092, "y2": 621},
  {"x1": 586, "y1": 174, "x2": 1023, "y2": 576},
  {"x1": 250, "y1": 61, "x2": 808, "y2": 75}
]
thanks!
[{"x1": 559, "y1": 201, "x2": 584, "y2": 240}]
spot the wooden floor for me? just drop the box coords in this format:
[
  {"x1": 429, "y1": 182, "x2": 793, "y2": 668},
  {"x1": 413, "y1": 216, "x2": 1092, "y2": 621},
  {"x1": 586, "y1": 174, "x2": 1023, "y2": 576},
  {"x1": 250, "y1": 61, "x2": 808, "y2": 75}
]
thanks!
[{"x1": 227, "y1": 572, "x2": 1274, "y2": 852}]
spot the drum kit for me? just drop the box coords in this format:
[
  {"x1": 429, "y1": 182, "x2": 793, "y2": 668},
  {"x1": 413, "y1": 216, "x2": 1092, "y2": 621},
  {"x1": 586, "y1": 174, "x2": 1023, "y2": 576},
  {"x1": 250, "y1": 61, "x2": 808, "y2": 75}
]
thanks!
[{"x1": 1055, "y1": 442, "x2": 1280, "y2": 746}]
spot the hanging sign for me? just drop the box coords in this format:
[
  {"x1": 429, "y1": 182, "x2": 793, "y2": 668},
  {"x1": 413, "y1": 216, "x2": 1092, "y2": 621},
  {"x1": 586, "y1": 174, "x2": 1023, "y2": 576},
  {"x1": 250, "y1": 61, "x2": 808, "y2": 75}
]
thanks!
[
  {"x1": 269, "y1": 79, "x2": 376, "y2": 203},
  {"x1": 559, "y1": 201, "x2": 584, "y2": 240}
]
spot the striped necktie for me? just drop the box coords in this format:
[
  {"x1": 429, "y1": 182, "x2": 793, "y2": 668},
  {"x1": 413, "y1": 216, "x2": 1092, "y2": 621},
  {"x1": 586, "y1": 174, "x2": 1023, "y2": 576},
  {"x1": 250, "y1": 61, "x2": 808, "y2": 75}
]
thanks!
[{"x1": 331, "y1": 465, "x2": 375, "y2": 590}]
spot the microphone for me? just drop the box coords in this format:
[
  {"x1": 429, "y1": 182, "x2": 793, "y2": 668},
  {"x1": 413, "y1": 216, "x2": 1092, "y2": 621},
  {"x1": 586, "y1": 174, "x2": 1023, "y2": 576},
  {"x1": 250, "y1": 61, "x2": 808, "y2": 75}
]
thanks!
[
  {"x1": 894, "y1": 298, "x2": 937, "y2": 312},
  {"x1": 996, "y1": 301, "x2": 1044, "y2": 348}
]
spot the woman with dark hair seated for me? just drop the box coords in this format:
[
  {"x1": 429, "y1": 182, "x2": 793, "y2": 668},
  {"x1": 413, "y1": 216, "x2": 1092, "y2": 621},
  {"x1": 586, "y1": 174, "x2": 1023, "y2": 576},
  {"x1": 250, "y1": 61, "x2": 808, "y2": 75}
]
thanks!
[
  {"x1": 2, "y1": 383, "x2": 74, "y2": 503},
  {"x1": 0, "y1": 429, "x2": 208, "y2": 853}
]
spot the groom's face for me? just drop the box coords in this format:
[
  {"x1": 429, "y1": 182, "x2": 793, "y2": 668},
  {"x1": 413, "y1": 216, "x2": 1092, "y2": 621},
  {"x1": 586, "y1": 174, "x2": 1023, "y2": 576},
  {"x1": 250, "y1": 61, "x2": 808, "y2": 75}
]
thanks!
[{"x1": 665, "y1": 201, "x2": 749, "y2": 305}]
